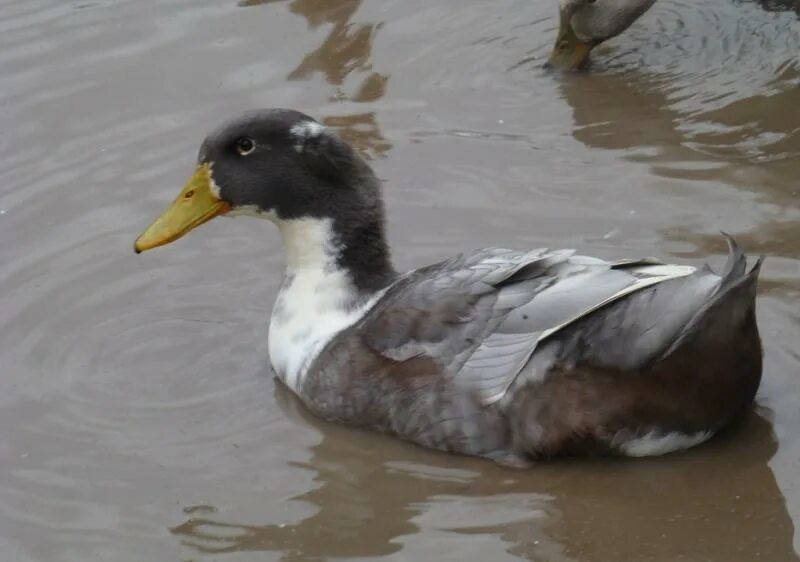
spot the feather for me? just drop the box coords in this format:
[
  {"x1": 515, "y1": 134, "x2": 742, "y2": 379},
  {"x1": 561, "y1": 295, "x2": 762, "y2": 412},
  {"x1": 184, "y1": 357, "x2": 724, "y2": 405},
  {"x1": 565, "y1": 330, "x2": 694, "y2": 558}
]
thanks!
[{"x1": 360, "y1": 247, "x2": 712, "y2": 404}]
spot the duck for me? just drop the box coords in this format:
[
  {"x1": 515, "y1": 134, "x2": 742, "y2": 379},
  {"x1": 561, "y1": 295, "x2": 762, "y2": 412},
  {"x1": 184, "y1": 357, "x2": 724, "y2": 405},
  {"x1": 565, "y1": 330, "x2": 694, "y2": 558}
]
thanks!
[
  {"x1": 548, "y1": 0, "x2": 659, "y2": 69},
  {"x1": 134, "y1": 109, "x2": 763, "y2": 467}
]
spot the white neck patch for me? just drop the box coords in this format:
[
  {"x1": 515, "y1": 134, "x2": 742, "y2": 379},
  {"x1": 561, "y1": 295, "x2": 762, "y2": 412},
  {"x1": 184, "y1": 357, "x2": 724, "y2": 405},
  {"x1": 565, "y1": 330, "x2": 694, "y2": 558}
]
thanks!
[
  {"x1": 266, "y1": 217, "x2": 385, "y2": 393},
  {"x1": 278, "y1": 216, "x2": 339, "y2": 271}
]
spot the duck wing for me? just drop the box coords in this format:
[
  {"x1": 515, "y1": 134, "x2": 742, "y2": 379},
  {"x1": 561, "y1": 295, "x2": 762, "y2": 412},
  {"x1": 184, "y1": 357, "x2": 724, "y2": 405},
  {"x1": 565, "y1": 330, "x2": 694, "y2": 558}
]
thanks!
[{"x1": 360, "y1": 245, "x2": 716, "y2": 404}]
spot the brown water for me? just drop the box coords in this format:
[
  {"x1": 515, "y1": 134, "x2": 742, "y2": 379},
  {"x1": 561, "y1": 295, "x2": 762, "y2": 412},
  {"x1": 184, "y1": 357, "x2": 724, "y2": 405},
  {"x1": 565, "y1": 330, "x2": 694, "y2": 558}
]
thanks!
[{"x1": 1, "y1": 0, "x2": 799, "y2": 560}]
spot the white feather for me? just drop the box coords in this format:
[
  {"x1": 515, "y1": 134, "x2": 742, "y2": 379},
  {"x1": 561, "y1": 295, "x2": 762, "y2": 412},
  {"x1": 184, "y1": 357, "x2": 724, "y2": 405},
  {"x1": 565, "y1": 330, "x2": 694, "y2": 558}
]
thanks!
[
  {"x1": 618, "y1": 430, "x2": 713, "y2": 457},
  {"x1": 266, "y1": 217, "x2": 386, "y2": 392}
]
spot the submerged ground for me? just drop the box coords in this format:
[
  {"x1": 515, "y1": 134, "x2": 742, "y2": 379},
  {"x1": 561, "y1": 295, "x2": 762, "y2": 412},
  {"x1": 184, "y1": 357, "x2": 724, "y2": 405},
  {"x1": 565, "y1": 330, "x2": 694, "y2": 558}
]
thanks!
[{"x1": 1, "y1": 0, "x2": 799, "y2": 560}]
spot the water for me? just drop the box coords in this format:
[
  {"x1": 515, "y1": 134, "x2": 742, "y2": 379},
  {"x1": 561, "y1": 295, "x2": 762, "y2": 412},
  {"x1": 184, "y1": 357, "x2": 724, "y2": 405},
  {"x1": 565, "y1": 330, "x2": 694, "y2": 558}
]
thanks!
[{"x1": 1, "y1": 0, "x2": 799, "y2": 560}]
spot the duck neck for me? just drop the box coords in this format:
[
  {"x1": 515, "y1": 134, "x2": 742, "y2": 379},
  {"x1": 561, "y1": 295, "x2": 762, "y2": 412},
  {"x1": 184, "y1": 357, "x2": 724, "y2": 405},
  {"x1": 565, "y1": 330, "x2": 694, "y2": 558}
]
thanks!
[
  {"x1": 277, "y1": 213, "x2": 396, "y2": 305},
  {"x1": 268, "y1": 214, "x2": 395, "y2": 388}
]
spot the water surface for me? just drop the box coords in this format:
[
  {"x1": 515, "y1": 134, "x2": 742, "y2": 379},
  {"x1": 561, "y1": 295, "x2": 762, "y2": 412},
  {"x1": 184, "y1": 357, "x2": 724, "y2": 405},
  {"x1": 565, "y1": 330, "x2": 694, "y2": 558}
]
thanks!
[{"x1": 1, "y1": 0, "x2": 799, "y2": 560}]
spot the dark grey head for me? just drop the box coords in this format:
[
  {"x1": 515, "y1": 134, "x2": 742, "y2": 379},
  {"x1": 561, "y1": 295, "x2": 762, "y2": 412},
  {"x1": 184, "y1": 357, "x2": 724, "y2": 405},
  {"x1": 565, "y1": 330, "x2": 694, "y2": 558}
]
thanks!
[
  {"x1": 200, "y1": 109, "x2": 382, "y2": 223},
  {"x1": 135, "y1": 109, "x2": 396, "y2": 293}
]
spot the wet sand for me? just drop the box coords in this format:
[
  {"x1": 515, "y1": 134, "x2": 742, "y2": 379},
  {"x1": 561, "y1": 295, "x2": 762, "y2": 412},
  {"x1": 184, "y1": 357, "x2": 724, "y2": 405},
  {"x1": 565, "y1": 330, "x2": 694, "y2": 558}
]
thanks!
[{"x1": 1, "y1": 0, "x2": 799, "y2": 560}]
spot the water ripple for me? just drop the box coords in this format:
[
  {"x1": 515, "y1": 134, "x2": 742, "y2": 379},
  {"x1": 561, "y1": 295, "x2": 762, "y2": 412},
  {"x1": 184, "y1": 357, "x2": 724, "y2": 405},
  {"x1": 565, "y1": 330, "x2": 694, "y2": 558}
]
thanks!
[{"x1": 1, "y1": 1, "x2": 799, "y2": 561}]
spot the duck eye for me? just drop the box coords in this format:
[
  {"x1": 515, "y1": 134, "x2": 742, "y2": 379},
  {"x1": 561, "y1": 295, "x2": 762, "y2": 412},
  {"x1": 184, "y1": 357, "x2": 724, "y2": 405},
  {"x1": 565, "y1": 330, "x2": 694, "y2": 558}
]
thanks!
[{"x1": 236, "y1": 138, "x2": 255, "y2": 156}]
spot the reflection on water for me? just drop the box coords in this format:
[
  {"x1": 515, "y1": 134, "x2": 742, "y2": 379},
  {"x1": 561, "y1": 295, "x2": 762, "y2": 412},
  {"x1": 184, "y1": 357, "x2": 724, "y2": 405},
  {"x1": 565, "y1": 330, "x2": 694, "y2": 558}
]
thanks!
[
  {"x1": 557, "y1": 0, "x2": 800, "y2": 293},
  {"x1": 323, "y1": 112, "x2": 392, "y2": 158},
  {"x1": 560, "y1": 1, "x2": 800, "y2": 170},
  {"x1": 1, "y1": 0, "x2": 799, "y2": 560},
  {"x1": 173, "y1": 386, "x2": 798, "y2": 562},
  {"x1": 560, "y1": 67, "x2": 800, "y2": 273},
  {"x1": 240, "y1": 0, "x2": 392, "y2": 158},
  {"x1": 240, "y1": 0, "x2": 386, "y2": 98}
]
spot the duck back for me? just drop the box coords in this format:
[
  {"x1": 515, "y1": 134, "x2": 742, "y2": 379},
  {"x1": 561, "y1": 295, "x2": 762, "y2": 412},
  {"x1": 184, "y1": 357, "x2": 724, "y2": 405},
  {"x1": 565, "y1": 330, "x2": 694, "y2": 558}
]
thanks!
[{"x1": 298, "y1": 236, "x2": 763, "y2": 464}]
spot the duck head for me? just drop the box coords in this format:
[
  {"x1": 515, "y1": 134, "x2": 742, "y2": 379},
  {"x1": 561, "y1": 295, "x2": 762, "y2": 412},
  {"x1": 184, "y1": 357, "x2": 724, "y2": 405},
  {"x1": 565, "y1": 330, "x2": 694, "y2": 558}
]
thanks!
[
  {"x1": 134, "y1": 109, "x2": 394, "y2": 292},
  {"x1": 548, "y1": 0, "x2": 658, "y2": 70}
]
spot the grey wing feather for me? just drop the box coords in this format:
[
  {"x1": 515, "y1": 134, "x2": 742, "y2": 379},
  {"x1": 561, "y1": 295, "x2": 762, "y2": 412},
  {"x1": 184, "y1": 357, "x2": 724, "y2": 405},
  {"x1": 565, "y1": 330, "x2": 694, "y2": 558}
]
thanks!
[
  {"x1": 538, "y1": 271, "x2": 721, "y2": 373},
  {"x1": 361, "y1": 248, "x2": 566, "y2": 363},
  {"x1": 464, "y1": 260, "x2": 699, "y2": 402},
  {"x1": 361, "y1": 243, "x2": 745, "y2": 405}
]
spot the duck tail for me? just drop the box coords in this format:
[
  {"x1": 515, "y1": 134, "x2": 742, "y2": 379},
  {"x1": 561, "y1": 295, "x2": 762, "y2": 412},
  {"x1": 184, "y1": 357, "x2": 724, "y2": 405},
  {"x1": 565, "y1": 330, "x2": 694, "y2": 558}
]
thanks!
[
  {"x1": 661, "y1": 233, "x2": 763, "y2": 360},
  {"x1": 718, "y1": 231, "x2": 749, "y2": 283}
]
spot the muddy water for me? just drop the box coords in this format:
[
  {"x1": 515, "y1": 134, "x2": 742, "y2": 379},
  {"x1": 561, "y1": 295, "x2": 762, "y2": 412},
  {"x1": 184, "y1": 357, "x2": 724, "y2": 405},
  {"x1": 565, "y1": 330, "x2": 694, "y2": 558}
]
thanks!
[{"x1": 1, "y1": 0, "x2": 799, "y2": 560}]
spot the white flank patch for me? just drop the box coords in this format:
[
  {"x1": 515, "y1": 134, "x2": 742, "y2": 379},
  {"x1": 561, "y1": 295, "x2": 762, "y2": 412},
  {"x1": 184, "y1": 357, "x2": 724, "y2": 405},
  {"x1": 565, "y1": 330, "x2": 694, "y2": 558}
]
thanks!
[
  {"x1": 266, "y1": 217, "x2": 387, "y2": 393},
  {"x1": 619, "y1": 430, "x2": 713, "y2": 457},
  {"x1": 290, "y1": 120, "x2": 326, "y2": 153}
]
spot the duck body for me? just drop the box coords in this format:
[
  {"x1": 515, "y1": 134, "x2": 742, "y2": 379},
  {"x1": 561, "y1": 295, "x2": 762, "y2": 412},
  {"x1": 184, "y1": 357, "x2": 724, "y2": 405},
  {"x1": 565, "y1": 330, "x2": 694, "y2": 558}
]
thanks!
[
  {"x1": 134, "y1": 109, "x2": 763, "y2": 465},
  {"x1": 290, "y1": 242, "x2": 761, "y2": 465}
]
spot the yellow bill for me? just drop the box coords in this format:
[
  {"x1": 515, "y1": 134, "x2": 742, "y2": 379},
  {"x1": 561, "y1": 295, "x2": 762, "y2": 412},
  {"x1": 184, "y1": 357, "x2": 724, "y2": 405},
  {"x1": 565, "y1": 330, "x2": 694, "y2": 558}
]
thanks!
[
  {"x1": 134, "y1": 163, "x2": 231, "y2": 253},
  {"x1": 547, "y1": 20, "x2": 593, "y2": 70}
]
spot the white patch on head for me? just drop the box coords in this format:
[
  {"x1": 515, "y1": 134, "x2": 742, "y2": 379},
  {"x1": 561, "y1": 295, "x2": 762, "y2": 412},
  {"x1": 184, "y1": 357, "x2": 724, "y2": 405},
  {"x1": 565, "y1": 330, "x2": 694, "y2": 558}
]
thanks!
[
  {"x1": 267, "y1": 217, "x2": 388, "y2": 393},
  {"x1": 617, "y1": 430, "x2": 713, "y2": 457},
  {"x1": 207, "y1": 163, "x2": 222, "y2": 199},
  {"x1": 290, "y1": 120, "x2": 326, "y2": 153}
]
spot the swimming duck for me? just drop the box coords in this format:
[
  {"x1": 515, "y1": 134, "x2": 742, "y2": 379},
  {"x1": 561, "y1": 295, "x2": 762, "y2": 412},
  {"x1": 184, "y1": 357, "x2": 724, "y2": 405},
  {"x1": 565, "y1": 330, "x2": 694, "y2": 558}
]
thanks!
[
  {"x1": 549, "y1": 0, "x2": 659, "y2": 69},
  {"x1": 135, "y1": 109, "x2": 763, "y2": 466}
]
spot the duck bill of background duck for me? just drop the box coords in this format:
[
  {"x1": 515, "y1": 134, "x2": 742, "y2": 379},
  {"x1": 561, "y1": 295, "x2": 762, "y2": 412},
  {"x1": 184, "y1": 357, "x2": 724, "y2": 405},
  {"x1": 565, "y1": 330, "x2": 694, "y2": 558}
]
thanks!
[
  {"x1": 547, "y1": 16, "x2": 593, "y2": 70},
  {"x1": 134, "y1": 164, "x2": 231, "y2": 253}
]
